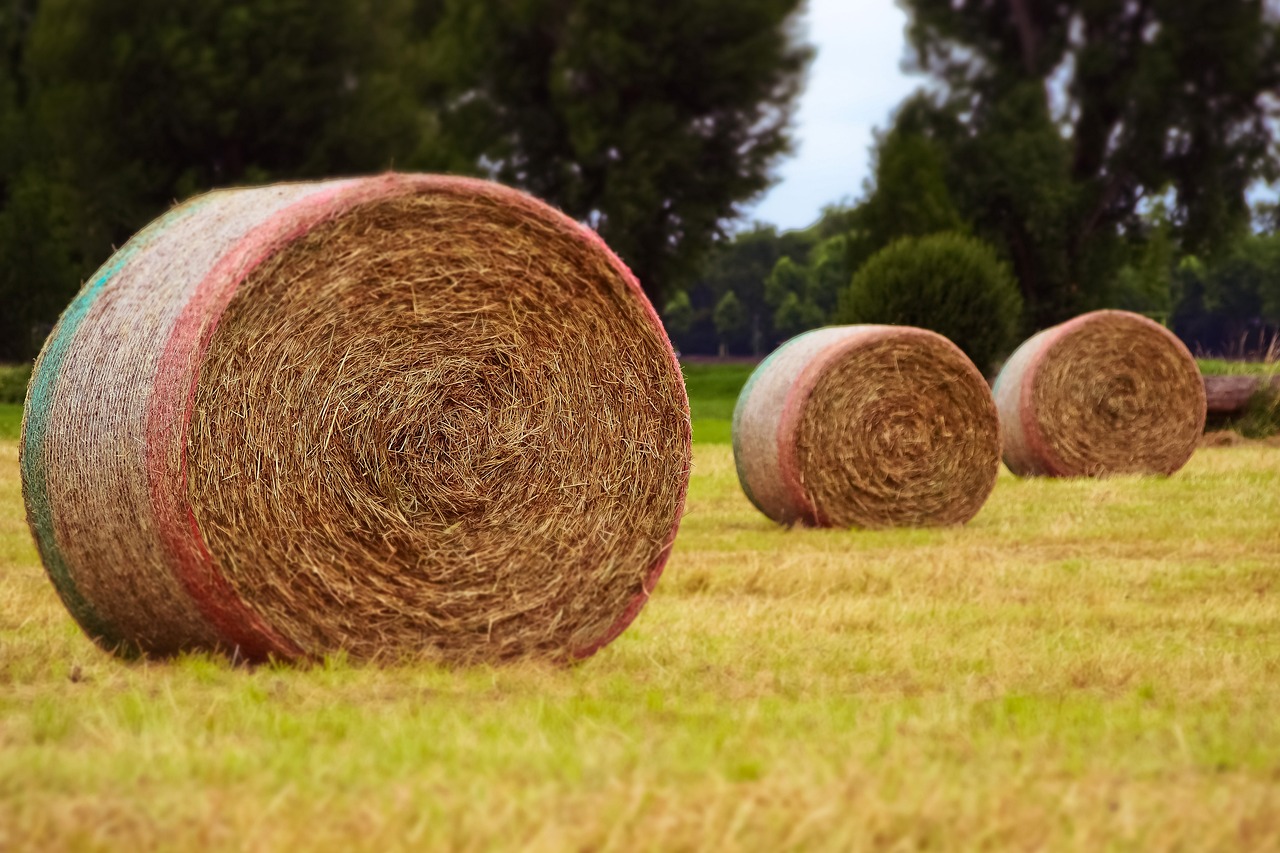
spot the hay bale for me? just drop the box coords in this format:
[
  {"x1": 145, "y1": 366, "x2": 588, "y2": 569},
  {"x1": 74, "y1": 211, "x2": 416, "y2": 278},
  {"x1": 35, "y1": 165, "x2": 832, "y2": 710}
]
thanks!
[
  {"x1": 21, "y1": 174, "x2": 691, "y2": 664},
  {"x1": 732, "y1": 326, "x2": 1001, "y2": 528},
  {"x1": 993, "y1": 309, "x2": 1205, "y2": 477}
]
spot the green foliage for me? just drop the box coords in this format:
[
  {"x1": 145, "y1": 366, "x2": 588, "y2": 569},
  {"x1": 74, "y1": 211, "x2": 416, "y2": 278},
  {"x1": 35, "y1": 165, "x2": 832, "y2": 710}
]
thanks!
[
  {"x1": 765, "y1": 256, "x2": 825, "y2": 339},
  {"x1": 1171, "y1": 233, "x2": 1280, "y2": 353},
  {"x1": 0, "y1": 172, "x2": 79, "y2": 361},
  {"x1": 677, "y1": 222, "x2": 820, "y2": 355},
  {"x1": 25, "y1": 0, "x2": 429, "y2": 261},
  {"x1": 712, "y1": 290, "x2": 746, "y2": 354},
  {"x1": 895, "y1": 0, "x2": 1280, "y2": 328},
  {"x1": 661, "y1": 290, "x2": 695, "y2": 340},
  {"x1": 0, "y1": 0, "x2": 812, "y2": 359},
  {"x1": 805, "y1": 234, "x2": 854, "y2": 315},
  {"x1": 0, "y1": 0, "x2": 438, "y2": 359},
  {"x1": 427, "y1": 0, "x2": 811, "y2": 304},
  {"x1": 763, "y1": 255, "x2": 806, "y2": 309},
  {"x1": 849, "y1": 117, "x2": 968, "y2": 268},
  {"x1": 771, "y1": 291, "x2": 825, "y2": 340},
  {"x1": 836, "y1": 232, "x2": 1023, "y2": 373},
  {"x1": 1112, "y1": 206, "x2": 1177, "y2": 322}
]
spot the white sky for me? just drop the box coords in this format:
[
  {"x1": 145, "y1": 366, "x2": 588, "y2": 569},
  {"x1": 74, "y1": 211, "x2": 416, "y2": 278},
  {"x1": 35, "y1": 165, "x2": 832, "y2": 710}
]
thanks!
[{"x1": 745, "y1": 0, "x2": 918, "y2": 232}]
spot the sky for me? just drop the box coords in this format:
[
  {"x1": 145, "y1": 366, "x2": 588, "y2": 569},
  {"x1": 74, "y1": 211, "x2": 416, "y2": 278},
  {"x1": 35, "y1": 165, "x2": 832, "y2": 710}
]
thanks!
[{"x1": 745, "y1": 0, "x2": 919, "y2": 232}]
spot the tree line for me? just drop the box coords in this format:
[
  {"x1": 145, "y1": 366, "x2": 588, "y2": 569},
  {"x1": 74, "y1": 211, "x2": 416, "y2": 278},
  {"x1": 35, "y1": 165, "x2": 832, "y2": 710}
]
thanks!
[
  {"x1": 673, "y1": 0, "x2": 1280, "y2": 361},
  {"x1": 0, "y1": 0, "x2": 809, "y2": 360},
  {"x1": 3, "y1": 0, "x2": 1279, "y2": 366}
]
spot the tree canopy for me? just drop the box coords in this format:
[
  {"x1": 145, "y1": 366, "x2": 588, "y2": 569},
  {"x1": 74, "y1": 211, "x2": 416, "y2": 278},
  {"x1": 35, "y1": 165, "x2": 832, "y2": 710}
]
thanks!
[
  {"x1": 0, "y1": 0, "x2": 810, "y2": 360},
  {"x1": 882, "y1": 0, "x2": 1280, "y2": 328},
  {"x1": 425, "y1": 0, "x2": 810, "y2": 305}
]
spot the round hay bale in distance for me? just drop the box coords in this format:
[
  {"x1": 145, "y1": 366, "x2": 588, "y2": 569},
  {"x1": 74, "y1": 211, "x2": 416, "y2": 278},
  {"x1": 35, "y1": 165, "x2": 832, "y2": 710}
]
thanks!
[
  {"x1": 732, "y1": 325, "x2": 1002, "y2": 528},
  {"x1": 993, "y1": 309, "x2": 1205, "y2": 477},
  {"x1": 21, "y1": 174, "x2": 691, "y2": 664}
]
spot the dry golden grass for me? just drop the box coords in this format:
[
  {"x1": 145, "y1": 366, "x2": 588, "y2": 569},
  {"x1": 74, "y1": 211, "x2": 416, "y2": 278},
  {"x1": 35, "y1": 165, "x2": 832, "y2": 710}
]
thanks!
[{"x1": 2, "y1": 437, "x2": 1279, "y2": 851}]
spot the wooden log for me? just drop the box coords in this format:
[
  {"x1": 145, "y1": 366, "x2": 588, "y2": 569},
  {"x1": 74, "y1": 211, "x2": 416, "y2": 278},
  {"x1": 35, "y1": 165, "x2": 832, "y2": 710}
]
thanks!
[{"x1": 1203, "y1": 374, "x2": 1280, "y2": 414}]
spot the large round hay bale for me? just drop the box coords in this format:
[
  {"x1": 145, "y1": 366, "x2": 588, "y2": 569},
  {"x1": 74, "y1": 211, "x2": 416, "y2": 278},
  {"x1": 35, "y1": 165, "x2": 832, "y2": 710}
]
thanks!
[
  {"x1": 993, "y1": 309, "x2": 1205, "y2": 477},
  {"x1": 21, "y1": 174, "x2": 691, "y2": 664},
  {"x1": 732, "y1": 326, "x2": 1001, "y2": 528}
]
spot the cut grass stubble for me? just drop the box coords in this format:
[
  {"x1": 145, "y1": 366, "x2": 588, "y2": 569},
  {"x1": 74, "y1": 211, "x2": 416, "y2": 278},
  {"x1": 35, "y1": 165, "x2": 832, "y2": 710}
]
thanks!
[
  {"x1": 4, "y1": 349, "x2": 1280, "y2": 848},
  {"x1": 3, "y1": 427, "x2": 1280, "y2": 849}
]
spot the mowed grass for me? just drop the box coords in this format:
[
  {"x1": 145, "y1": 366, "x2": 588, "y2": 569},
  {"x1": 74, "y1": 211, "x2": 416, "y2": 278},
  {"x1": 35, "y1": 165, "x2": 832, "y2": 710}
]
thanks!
[
  {"x1": 1199, "y1": 358, "x2": 1280, "y2": 376},
  {"x1": 0, "y1": 404, "x2": 21, "y2": 441},
  {"x1": 683, "y1": 361, "x2": 755, "y2": 444},
  {"x1": 2, "y1": 366, "x2": 1280, "y2": 849}
]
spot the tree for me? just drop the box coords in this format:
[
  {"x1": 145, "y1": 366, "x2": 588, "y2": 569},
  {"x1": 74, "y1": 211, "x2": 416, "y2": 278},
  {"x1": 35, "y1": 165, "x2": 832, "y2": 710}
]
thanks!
[
  {"x1": 0, "y1": 0, "x2": 75, "y2": 362},
  {"x1": 712, "y1": 290, "x2": 746, "y2": 356},
  {"x1": 680, "y1": 223, "x2": 816, "y2": 354},
  {"x1": 1171, "y1": 232, "x2": 1280, "y2": 353},
  {"x1": 425, "y1": 0, "x2": 811, "y2": 305},
  {"x1": 661, "y1": 289, "x2": 695, "y2": 341},
  {"x1": 849, "y1": 114, "x2": 968, "y2": 268},
  {"x1": 25, "y1": 0, "x2": 430, "y2": 269},
  {"x1": 1111, "y1": 204, "x2": 1177, "y2": 322},
  {"x1": 895, "y1": 0, "x2": 1280, "y2": 328}
]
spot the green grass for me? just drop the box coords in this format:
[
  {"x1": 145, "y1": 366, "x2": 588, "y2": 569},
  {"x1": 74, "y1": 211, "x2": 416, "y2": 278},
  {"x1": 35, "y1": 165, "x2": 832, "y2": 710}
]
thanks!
[
  {"x1": 3, "y1": 385, "x2": 1280, "y2": 847},
  {"x1": 681, "y1": 361, "x2": 755, "y2": 446},
  {"x1": 1197, "y1": 358, "x2": 1280, "y2": 376},
  {"x1": 0, "y1": 404, "x2": 20, "y2": 441},
  {"x1": 0, "y1": 362, "x2": 30, "y2": 440}
]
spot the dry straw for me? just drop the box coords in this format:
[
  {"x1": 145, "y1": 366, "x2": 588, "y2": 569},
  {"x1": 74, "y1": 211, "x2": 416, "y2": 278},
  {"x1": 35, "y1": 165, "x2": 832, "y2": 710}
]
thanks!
[
  {"x1": 732, "y1": 326, "x2": 1001, "y2": 528},
  {"x1": 993, "y1": 309, "x2": 1205, "y2": 477},
  {"x1": 21, "y1": 174, "x2": 691, "y2": 664}
]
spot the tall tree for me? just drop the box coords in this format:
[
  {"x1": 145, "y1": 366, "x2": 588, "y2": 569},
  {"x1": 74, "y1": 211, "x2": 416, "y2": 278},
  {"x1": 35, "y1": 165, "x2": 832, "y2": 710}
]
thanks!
[
  {"x1": 0, "y1": 0, "x2": 77, "y2": 362},
  {"x1": 26, "y1": 0, "x2": 432, "y2": 266},
  {"x1": 893, "y1": 0, "x2": 1280, "y2": 328},
  {"x1": 424, "y1": 0, "x2": 811, "y2": 305}
]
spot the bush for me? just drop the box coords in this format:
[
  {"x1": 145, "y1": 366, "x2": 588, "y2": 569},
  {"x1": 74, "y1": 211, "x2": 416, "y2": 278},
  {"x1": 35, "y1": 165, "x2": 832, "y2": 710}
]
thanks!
[{"x1": 835, "y1": 232, "x2": 1023, "y2": 374}]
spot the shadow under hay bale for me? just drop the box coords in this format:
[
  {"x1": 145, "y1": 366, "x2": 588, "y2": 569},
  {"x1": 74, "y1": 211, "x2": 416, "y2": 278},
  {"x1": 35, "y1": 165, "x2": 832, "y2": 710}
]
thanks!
[
  {"x1": 732, "y1": 326, "x2": 1001, "y2": 529},
  {"x1": 21, "y1": 174, "x2": 691, "y2": 665},
  {"x1": 993, "y1": 309, "x2": 1205, "y2": 478}
]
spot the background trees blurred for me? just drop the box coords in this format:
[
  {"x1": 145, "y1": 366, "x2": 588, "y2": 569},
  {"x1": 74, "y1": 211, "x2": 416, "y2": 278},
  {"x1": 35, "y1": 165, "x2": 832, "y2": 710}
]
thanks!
[
  {"x1": 0, "y1": 0, "x2": 808, "y2": 360},
  {"x1": 2, "y1": 0, "x2": 1279, "y2": 364},
  {"x1": 666, "y1": 0, "x2": 1280, "y2": 360},
  {"x1": 425, "y1": 0, "x2": 810, "y2": 306}
]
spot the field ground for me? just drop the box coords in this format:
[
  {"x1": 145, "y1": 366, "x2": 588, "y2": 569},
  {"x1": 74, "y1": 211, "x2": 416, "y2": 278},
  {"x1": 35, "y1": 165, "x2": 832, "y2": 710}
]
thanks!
[
  {"x1": 0, "y1": 404, "x2": 20, "y2": 441},
  {"x1": 1, "y1": 365, "x2": 1279, "y2": 849}
]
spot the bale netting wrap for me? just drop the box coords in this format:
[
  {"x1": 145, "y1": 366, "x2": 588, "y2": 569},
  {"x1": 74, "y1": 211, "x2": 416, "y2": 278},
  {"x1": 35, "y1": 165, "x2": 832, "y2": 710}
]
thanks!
[
  {"x1": 993, "y1": 309, "x2": 1205, "y2": 478},
  {"x1": 20, "y1": 173, "x2": 691, "y2": 664},
  {"x1": 732, "y1": 325, "x2": 1001, "y2": 528}
]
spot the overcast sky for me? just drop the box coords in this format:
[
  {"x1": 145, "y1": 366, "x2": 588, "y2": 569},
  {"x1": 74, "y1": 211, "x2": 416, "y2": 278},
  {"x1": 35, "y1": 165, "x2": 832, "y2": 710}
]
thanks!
[{"x1": 745, "y1": 0, "x2": 919, "y2": 232}]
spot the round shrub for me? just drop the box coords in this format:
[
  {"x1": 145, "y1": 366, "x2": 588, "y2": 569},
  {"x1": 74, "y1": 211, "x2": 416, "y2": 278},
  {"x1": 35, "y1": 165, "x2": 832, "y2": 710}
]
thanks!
[{"x1": 836, "y1": 232, "x2": 1023, "y2": 374}]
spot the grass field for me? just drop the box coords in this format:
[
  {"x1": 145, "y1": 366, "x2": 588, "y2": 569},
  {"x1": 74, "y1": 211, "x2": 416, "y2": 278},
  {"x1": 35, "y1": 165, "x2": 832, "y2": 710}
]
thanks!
[
  {"x1": 1198, "y1": 358, "x2": 1280, "y2": 376},
  {"x1": 2, "y1": 364, "x2": 1279, "y2": 849}
]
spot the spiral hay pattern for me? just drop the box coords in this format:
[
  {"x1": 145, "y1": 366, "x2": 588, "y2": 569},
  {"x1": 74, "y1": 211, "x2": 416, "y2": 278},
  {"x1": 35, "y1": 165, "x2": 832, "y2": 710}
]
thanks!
[
  {"x1": 21, "y1": 174, "x2": 691, "y2": 664},
  {"x1": 732, "y1": 326, "x2": 1001, "y2": 529},
  {"x1": 993, "y1": 310, "x2": 1205, "y2": 478}
]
